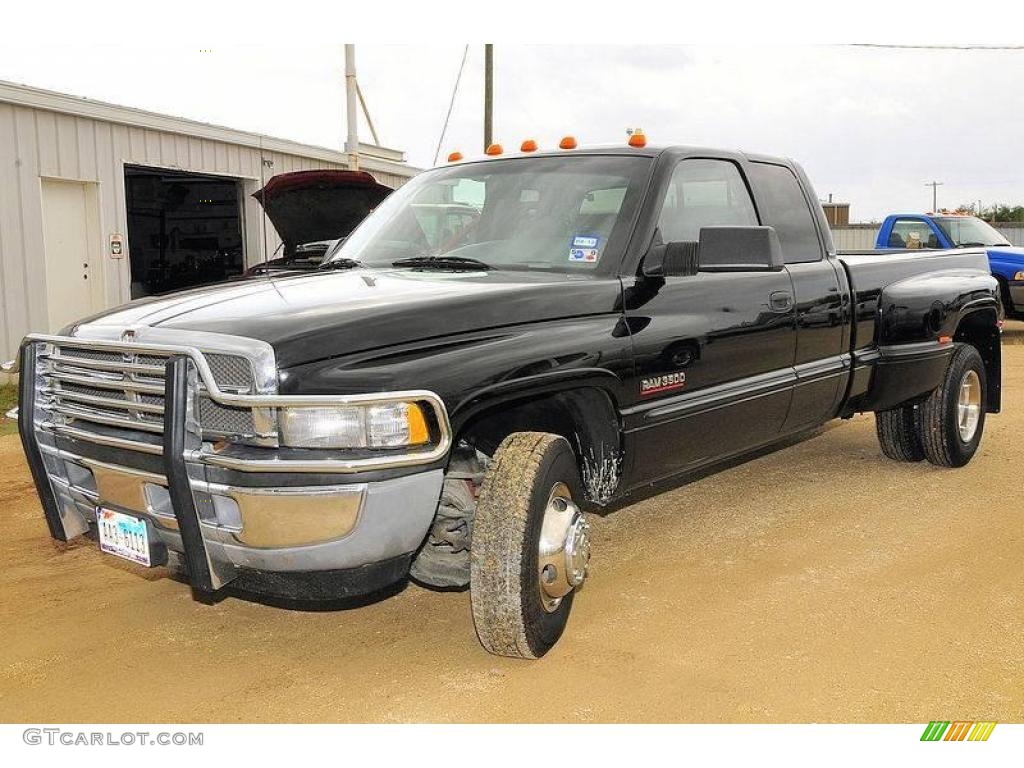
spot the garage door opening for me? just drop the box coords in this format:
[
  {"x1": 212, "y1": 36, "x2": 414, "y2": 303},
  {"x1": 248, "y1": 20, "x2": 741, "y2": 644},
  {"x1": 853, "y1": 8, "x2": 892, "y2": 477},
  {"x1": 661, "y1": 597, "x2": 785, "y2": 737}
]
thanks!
[{"x1": 125, "y1": 166, "x2": 245, "y2": 298}]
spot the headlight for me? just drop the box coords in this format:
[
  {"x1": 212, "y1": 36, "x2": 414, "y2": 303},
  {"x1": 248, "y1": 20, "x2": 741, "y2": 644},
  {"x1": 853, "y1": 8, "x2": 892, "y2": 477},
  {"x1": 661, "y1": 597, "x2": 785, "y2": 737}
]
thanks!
[
  {"x1": 1013, "y1": 271, "x2": 1024, "y2": 281},
  {"x1": 280, "y1": 402, "x2": 430, "y2": 449}
]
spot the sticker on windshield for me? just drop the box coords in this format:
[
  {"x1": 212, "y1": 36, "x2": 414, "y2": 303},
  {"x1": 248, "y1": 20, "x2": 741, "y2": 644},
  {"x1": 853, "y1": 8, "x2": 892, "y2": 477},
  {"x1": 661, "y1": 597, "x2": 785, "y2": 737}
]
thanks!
[{"x1": 569, "y1": 234, "x2": 601, "y2": 263}]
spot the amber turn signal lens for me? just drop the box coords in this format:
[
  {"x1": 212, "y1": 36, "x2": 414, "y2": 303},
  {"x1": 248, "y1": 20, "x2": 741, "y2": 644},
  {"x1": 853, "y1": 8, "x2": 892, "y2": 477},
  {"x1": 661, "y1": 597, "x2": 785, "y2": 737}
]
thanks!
[
  {"x1": 628, "y1": 131, "x2": 647, "y2": 148},
  {"x1": 485, "y1": 143, "x2": 504, "y2": 156},
  {"x1": 520, "y1": 139, "x2": 538, "y2": 152},
  {"x1": 559, "y1": 136, "x2": 578, "y2": 150},
  {"x1": 447, "y1": 151, "x2": 463, "y2": 162},
  {"x1": 407, "y1": 403, "x2": 430, "y2": 445}
]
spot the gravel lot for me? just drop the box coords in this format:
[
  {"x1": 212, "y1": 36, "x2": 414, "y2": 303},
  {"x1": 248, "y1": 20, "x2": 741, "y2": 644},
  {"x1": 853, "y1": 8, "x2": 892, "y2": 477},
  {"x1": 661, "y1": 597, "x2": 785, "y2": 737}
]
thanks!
[{"x1": 2, "y1": 326, "x2": 1022, "y2": 723}]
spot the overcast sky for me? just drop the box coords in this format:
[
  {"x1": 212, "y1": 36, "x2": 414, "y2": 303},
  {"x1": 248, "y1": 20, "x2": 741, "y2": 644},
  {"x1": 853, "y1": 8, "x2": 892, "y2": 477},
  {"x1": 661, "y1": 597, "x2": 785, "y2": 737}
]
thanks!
[{"x1": 1, "y1": 44, "x2": 1021, "y2": 221}]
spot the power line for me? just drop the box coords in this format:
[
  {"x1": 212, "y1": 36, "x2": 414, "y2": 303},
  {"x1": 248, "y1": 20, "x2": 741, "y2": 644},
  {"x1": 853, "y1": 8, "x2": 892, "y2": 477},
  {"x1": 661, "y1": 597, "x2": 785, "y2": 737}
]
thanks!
[
  {"x1": 433, "y1": 45, "x2": 470, "y2": 166},
  {"x1": 849, "y1": 44, "x2": 1024, "y2": 51}
]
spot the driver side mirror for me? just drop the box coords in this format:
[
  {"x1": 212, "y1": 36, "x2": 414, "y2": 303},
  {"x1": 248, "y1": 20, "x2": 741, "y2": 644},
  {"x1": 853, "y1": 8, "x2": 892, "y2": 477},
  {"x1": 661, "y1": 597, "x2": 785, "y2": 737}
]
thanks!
[
  {"x1": 697, "y1": 226, "x2": 785, "y2": 272},
  {"x1": 642, "y1": 240, "x2": 699, "y2": 278},
  {"x1": 642, "y1": 225, "x2": 785, "y2": 278}
]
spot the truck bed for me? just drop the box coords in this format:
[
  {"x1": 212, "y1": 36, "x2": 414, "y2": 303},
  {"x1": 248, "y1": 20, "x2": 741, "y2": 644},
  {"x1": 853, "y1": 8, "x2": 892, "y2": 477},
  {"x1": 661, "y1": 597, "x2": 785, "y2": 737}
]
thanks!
[{"x1": 838, "y1": 246, "x2": 992, "y2": 349}]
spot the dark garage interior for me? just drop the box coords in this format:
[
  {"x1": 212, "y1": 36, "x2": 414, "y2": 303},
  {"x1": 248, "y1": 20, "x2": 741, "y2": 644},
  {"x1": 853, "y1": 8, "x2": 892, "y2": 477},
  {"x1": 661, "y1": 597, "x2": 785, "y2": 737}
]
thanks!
[{"x1": 125, "y1": 166, "x2": 245, "y2": 297}]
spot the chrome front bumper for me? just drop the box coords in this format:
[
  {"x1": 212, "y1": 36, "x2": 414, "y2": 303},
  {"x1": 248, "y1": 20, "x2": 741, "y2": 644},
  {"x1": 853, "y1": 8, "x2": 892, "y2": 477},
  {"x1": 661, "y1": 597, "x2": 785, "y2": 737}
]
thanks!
[{"x1": 18, "y1": 336, "x2": 449, "y2": 596}]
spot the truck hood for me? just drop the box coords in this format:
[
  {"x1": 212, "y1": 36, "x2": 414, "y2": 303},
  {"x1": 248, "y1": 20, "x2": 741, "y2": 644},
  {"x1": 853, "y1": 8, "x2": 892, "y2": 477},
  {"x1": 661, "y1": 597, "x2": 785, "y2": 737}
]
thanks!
[
  {"x1": 72, "y1": 269, "x2": 624, "y2": 369},
  {"x1": 987, "y1": 245, "x2": 1024, "y2": 262},
  {"x1": 252, "y1": 170, "x2": 393, "y2": 250}
]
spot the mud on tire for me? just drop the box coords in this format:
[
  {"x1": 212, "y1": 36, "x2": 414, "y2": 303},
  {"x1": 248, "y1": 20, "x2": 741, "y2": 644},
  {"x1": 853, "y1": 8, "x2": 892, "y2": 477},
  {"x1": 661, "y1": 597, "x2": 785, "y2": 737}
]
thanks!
[{"x1": 470, "y1": 432, "x2": 584, "y2": 659}]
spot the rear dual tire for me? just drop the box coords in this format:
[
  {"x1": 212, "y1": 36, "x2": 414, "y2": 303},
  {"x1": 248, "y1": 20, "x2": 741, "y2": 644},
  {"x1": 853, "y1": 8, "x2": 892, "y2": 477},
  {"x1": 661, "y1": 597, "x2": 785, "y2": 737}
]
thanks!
[{"x1": 875, "y1": 344, "x2": 986, "y2": 468}]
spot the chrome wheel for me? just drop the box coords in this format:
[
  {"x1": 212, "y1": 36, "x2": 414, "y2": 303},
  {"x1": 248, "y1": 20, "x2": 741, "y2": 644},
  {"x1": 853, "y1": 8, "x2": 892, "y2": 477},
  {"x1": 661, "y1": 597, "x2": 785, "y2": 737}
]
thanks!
[
  {"x1": 537, "y1": 482, "x2": 591, "y2": 613},
  {"x1": 957, "y1": 369, "x2": 982, "y2": 442}
]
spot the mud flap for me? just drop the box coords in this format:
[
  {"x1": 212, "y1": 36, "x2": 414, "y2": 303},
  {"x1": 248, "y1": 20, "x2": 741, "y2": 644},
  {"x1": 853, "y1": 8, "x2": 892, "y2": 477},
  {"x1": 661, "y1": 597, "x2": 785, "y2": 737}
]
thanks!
[{"x1": 163, "y1": 355, "x2": 238, "y2": 596}]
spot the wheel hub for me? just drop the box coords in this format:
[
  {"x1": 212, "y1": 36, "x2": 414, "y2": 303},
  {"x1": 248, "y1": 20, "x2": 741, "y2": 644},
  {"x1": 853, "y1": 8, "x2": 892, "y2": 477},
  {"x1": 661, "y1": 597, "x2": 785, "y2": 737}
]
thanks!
[
  {"x1": 957, "y1": 369, "x2": 981, "y2": 442},
  {"x1": 538, "y1": 482, "x2": 591, "y2": 612}
]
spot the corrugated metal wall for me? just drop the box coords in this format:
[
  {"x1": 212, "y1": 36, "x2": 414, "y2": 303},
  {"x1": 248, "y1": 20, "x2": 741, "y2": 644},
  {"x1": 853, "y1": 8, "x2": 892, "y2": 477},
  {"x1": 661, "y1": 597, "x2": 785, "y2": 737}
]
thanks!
[{"x1": 0, "y1": 98, "x2": 415, "y2": 366}]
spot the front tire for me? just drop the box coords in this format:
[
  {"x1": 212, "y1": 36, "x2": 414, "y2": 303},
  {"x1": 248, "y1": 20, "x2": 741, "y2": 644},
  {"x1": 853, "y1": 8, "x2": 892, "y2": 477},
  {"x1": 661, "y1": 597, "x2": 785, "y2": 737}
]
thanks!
[
  {"x1": 470, "y1": 433, "x2": 591, "y2": 659},
  {"x1": 918, "y1": 344, "x2": 987, "y2": 467}
]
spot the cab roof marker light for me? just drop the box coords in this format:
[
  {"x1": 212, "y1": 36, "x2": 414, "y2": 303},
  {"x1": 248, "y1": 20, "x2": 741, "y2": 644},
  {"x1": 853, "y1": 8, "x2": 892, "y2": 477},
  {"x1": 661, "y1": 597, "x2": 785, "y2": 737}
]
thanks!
[
  {"x1": 628, "y1": 128, "x2": 647, "y2": 148},
  {"x1": 559, "y1": 136, "x2": 578, "y2": 150},
  {"x1": 485, "y1": 143, "x2": 504, "y2": 156},
  {"x1": 447, "y1": 151, "x2": 463, "y2": 163},
  {"x1": 520, "y1": 139, "x2": 538, "y2": 152}
]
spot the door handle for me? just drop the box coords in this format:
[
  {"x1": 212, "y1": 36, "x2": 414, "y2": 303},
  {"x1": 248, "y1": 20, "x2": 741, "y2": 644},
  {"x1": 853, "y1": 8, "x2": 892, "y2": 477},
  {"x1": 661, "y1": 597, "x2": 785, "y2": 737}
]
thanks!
[{"x1": 769, "y1": 291, "x2": 793, "y2": 312}]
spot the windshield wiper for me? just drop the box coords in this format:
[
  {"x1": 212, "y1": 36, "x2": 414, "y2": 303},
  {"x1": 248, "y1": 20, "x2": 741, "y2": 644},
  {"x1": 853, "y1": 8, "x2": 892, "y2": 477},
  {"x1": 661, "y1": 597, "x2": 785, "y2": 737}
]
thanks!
[
  {"x1": 391, "y1": 255, "x2": 492, "y2": 270},
  {"x1": 318, "y1": 258, "x2": 362, "y2": 271}
]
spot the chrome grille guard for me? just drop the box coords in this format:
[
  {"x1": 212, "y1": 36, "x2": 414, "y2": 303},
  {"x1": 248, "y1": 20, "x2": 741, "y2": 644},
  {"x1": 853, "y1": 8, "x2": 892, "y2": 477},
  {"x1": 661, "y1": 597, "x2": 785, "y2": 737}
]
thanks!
[
  {"x1": 18, "y1": 335, "x2": 453, "y2": 595},
  {"x1": 22, "y1": 333, "x2": 453, "y2": 473}
]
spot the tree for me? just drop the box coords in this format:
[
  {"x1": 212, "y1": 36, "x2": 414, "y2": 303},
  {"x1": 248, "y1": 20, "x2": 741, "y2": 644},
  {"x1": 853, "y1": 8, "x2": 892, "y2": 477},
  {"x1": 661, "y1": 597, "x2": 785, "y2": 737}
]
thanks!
[{"x1": 958, "y1": 203, "x2": 1024, "y2": 223}]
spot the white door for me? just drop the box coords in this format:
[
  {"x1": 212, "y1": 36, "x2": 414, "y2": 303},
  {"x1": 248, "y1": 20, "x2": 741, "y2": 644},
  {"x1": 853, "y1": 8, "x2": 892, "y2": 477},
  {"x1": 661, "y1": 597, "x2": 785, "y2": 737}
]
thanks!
[{"x1": 40, "y1": 179, "x2": 104, "y2": 332}]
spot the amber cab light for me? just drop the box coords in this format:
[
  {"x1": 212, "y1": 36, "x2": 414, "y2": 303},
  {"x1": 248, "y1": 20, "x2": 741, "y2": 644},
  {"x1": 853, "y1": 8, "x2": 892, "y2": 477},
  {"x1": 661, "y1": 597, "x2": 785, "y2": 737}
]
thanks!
[
  {"x1": 520, "y1": 139, "x2": 538, "y2": 152},
  {"x1": 485, "y1": 143, "x2": 504, "y2": 156},
  {"x1": 447, "y1": 151, "x2": 463, "y2": 162},
  {"x1": 628, "y1": 129, "x2": 647, "y2": 148},
  {"x1": 559, "y1": 136, "x2": 578, "y2": 150}
]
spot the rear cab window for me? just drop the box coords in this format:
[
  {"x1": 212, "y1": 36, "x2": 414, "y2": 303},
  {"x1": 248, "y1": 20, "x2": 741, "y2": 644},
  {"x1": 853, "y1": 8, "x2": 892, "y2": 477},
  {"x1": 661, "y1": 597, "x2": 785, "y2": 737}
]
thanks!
[{"x1": 747, "y1": 162, "x2": 824, "y2": 263}]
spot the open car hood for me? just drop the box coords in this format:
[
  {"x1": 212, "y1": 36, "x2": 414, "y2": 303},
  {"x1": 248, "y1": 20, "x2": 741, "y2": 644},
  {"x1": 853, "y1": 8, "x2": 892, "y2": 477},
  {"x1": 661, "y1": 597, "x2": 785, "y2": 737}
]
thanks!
[{"x1": 253, "y1": 170, "x2": 393, "y2": 250}]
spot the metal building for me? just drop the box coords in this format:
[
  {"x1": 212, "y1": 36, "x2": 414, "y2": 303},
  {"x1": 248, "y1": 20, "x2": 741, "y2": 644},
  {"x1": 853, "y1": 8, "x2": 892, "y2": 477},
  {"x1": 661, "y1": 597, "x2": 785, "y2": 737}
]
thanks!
[{"x1": 0, "y1": 80, "x2": 418, "y2": 369}]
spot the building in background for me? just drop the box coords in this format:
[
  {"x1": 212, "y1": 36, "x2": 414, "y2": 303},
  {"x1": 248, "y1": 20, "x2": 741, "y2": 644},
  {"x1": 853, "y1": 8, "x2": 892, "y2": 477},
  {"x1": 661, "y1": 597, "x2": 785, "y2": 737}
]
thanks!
[
  {"x1": 0, "y1": 80, "x2": 418, "y2": 368},
  {"x1": 820, "y1": 198, "x2": 850, "y2": 227}
]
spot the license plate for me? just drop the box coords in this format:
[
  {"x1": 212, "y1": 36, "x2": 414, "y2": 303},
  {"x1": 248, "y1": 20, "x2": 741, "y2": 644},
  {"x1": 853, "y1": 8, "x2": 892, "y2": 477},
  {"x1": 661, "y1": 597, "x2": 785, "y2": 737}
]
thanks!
[{"x1": 96, "y1": 508, "x2": 152, "y2": 566}]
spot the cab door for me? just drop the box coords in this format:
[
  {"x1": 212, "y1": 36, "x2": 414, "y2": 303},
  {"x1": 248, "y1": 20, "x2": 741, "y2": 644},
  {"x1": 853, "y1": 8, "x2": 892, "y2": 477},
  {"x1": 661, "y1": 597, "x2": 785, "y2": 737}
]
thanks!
[
  {"x1": 621, "y1": 158, "x2": 797, "y2": 486},
  {"x1": 747, "y1": 161, "x2": 851, "y2": 432}
]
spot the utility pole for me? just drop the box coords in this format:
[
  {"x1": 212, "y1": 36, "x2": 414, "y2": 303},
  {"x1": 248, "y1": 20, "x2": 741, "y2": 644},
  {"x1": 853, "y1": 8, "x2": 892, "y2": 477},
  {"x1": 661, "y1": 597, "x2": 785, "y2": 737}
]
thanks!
[
  {"x1": 344, "y1": 44, "x2": 360, "y2": 171},
  {"x1": 925, "y1": 180, "x2": 943, "y2": 212},
  {"x1": 484, "y1": 44, "x2": 493, "y2": 150}
]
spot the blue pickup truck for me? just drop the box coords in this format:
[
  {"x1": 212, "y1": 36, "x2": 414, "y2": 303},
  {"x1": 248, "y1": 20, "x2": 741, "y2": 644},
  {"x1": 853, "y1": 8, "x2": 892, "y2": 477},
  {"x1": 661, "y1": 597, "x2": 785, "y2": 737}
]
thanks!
[{"x1": 876, "y1": 213, "x2": 1024, "y2": 317}]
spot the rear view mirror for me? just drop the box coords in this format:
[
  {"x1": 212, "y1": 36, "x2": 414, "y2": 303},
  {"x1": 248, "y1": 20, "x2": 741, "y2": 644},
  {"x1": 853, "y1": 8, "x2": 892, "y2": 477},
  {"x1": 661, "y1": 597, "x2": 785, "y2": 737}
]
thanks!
[{"x1": 698, "y1": 226, "x2": 784, "y2": 272}]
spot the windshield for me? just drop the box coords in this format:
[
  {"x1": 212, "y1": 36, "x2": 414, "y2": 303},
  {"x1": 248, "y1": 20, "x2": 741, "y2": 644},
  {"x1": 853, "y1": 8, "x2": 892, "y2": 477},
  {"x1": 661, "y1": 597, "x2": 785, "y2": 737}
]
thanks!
[
  {"x1": 329, "y1": 155, "x2": 652, "y2": 272},
  {"x1": 933, "y1": 216, "x2": 1010, "y2": 247}
]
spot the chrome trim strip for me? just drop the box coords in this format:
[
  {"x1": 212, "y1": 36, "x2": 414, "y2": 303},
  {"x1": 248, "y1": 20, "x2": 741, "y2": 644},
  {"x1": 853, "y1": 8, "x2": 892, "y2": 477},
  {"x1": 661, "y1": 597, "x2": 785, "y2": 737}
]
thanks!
[
  {"x1": 877, "y1": 339, "x2": 953, "y2": 360},
  {"x1": 45, "y1": 402, "x2": 165, "y2": 433},
  {"x1": 45, "y1": 353, "x2": 166, "y2": 376},
  {"x1": 47, "y1": 370, "x2": 165, "y2": 395},
  {"x1": 189, "y1": 446, "x2": 449, "y2": 474},
  {"x1": 622, "y1": 367, "x2": 795, "y2": 425},
  {"x1": 81, "y1": 456, "x2": 166, "y2": 484},
  {"x1": 46, "y1": 388, "x2": 165, "y2": 414},
  {"x1": 45, "y1": 422, "x2": 164, "y2": 455}
]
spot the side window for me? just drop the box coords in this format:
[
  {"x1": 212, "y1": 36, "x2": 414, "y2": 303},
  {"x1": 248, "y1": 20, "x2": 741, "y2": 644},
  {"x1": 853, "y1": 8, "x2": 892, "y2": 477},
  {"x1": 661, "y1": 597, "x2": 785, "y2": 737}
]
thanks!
[
  {"x1": 657, "y1": 159, "x2": 758, "y2": 243},
  {"x1": 888, "y1": 218, "x2": 938, "y2": 249},
  {"x1": 747, "y1": 163, "x2": 823, "y2": 263}
]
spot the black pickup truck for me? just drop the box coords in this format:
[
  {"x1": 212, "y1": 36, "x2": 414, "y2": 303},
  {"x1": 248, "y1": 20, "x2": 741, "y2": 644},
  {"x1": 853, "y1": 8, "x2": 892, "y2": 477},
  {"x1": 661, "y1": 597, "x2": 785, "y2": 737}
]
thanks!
[{"x1": 11, "y1": 143, "x2": 1002, "y2": 659}]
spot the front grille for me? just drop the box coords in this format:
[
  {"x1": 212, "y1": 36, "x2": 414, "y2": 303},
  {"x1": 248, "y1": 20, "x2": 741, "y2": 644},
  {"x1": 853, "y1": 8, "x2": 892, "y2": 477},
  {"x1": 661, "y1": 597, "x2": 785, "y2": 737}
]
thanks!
[{"x1": 40, "y1": 341, "x2": 262, "y2": 442}]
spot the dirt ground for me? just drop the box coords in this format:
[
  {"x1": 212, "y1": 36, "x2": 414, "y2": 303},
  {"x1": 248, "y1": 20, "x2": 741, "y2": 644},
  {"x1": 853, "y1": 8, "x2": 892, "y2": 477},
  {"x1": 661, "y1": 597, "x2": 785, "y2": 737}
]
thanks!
[{"x1": 2, "y1": 328, "x2": 1023, "y2": 724}]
